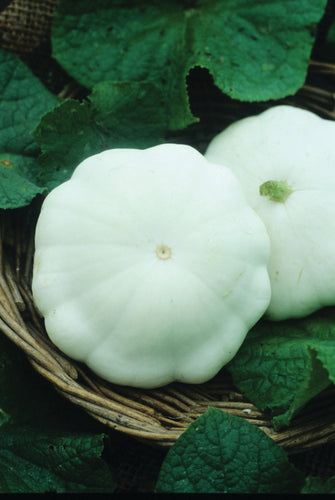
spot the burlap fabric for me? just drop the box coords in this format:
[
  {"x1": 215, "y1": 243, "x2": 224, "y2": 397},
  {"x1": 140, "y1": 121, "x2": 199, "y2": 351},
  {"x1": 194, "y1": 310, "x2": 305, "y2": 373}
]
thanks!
[
  {"x1": 1, "y1": 0, "x2": 335, "y2": 492},
  {"x1": 0, "y1": 0, "x2": 58, "y2": 55}
]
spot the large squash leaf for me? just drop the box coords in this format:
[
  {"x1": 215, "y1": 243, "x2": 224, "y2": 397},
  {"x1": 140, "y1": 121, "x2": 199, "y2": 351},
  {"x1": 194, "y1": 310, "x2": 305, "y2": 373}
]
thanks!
[
  {"x1": 0, "y1": 432, "x2": 114, "y2": 493},
  {"x1": 33, "y1": 80, "x2": 167, "y2": 190},
  {"x1": 227, "y1": 307, "x2": 335, "y2": 429},
  {"x1": 0, "y1": 47, "x2": 167, "y2": 207},
  {"x1": 51, "y1": 0, "x2": 327, "y2": 130},
  {"x1": 155, "y1": 408, "x2": 304, "y2": 493},
  {"x1": 0, "y1": 333, "x2": 115, "y2": 493},
  {"x1": 0, "y1": 48, "x2": 58, "y2": 208}
]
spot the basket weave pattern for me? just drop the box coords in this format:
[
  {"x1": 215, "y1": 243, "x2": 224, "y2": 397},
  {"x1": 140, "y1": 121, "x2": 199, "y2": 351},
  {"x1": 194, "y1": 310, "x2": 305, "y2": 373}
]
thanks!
[{"x1": 1, "y1": 0, "x2": 335, "y2": 454}]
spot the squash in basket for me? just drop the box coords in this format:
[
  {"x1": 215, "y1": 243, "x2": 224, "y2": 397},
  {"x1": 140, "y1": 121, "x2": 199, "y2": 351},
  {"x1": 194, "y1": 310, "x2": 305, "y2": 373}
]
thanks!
[
  {"x1": 32, "y1": 143, "x2": 271, "y2": 388},
  {"x1": 206, "y1": 105, "x2": 335, "y2": 320}
]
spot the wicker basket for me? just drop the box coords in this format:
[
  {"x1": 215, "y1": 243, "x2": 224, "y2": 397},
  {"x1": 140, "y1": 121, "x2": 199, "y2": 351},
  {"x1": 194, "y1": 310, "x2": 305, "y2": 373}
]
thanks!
[
  {"x1": 1, "y1": 0, "x2": 335, "y2": 456},
  {"x1": 1, "y1": 204, "x2": 335, "y2": 452}
]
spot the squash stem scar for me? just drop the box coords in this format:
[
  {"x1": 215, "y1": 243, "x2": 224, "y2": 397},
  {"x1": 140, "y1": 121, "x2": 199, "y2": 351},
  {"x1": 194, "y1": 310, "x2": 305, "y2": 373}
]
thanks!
[
  {"x1": 156, "y1": 244, "x2": 172, "y2": 260},
  {"x1": 259, "y1": 180, "x2": 293, "y2": 203}
]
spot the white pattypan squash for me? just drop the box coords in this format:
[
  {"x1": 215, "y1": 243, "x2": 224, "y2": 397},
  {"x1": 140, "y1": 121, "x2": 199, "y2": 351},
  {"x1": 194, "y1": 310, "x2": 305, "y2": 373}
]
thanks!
[
  {"x1": 32, "y1": 143, "x2": 271, "y2": 388},
  {"x1": 206, "y1": 105, "x2": 335, "y2": 321}
]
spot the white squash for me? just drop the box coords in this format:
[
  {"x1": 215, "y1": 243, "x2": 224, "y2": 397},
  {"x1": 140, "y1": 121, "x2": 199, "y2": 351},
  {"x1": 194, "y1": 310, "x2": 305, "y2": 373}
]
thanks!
[
  {"x1": 32, "y1": 143, "x2": 271, "y2": 388},
  {"x1": 206, "y1": 105, "x2": 335, "y2": 320}
]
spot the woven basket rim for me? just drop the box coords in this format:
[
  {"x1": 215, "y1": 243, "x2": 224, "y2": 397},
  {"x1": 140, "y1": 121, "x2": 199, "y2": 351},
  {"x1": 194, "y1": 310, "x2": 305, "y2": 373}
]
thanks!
[{"x1": 1, "y1": 203, "x2": 335, "y2": 451}]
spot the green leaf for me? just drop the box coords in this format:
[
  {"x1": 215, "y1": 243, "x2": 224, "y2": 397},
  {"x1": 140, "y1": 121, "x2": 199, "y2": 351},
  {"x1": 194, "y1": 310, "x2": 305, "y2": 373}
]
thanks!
[
  {"x1": 0, "y1": 331, "x2": 115, "y2": 493},
  {"x1": 302, "y1": 475, "x2": 335, "y2": 494},
  {"x1": 0, "y1": 156, "x2": 44, "y2": 209},
  {"x1": 32, "y1": 99, "x2": 100, "y2": 191},
  {"x1": 227, "y1": 308, "x2": 335, "y2": 430},
  {"x1": 33, "y1": 80, "x2": 167, "y2": 189},
  {"x1": 0, "y1": 431, "x2": 115, "y2": 493},
  {"x1": 51, "y1": 0, "x2": 327, "y2": 130},
  {"x1": 155, "y1": 407, "x2": 304, "y2": 494},
  {"x1": 89, "y1": 80, "x2": 167, "y2": 146},
  {"x1": 0, "y1": 48, "x2": 58, "y2": 208}
]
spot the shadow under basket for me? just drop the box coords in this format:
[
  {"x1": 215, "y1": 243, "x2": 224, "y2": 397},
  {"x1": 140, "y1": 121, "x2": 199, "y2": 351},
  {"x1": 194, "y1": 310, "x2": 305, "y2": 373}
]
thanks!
[{"x1": 1, "y1": 203, "x2": 335, "y2": 453}]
